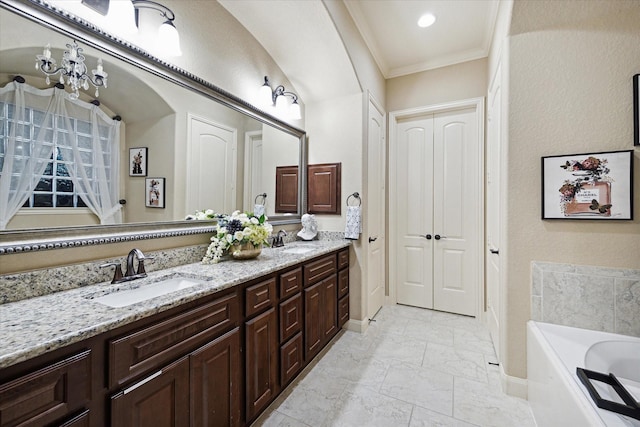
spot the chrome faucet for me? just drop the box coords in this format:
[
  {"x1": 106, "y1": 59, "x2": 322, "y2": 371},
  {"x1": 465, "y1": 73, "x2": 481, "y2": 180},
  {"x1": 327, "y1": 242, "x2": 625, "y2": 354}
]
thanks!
[
  {"x1": 100, "y1": 248, "x2": 154, "y2": 284},
  {"x1": 271, "y1": 229, "x2": 287, "y2": 247}
]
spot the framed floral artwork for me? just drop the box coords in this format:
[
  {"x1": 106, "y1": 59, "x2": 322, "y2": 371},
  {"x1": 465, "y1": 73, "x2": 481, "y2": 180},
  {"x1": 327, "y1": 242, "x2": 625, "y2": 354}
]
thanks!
[
  {"x1": 634, "y1": 74, "x2": 639, "y2": 146},
  {"x1": 129, "y1": 147, "x2": 147, "y2": 177},
  {"x1": 542, "y1": 150, "x2": 633, "y2": 220},
  {"x1": 145, "y1": 177, "x2": 165, "y2": 208}
]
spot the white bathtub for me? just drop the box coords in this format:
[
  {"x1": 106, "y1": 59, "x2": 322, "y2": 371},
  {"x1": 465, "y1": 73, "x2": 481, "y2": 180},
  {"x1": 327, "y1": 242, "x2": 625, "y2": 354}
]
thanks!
[{"x1": 527, "y1": 321, "x2": 640, "y2": 427}]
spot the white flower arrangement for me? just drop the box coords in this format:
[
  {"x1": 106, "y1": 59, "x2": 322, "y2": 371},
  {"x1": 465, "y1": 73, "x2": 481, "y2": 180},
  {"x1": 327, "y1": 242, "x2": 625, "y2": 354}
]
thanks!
[
  {"x1": 185, "y1": 209, "x2": 217, "y2": 220},
  {"x1": 202, "y1": 210, "x2": 273, "y2": 264}
]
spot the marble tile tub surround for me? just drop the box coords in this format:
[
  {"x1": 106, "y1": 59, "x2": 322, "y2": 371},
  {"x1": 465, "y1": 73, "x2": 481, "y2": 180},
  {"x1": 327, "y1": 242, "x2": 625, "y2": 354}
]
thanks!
[
  {"x1": 0, "y1": 240, "x2": 350, "y2": 368},
  {"x1": 0, "y1": 244, "x2": 209, "y2": 304},
  {"x1": 531, "y1": 261, "x2": 640, "y2": 337}
]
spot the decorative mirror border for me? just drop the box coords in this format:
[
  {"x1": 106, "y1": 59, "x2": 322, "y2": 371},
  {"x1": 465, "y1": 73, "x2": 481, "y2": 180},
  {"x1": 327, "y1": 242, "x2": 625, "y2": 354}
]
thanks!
[{"x1": 0, "y1": 0, "x2": 307, "y2": 256}]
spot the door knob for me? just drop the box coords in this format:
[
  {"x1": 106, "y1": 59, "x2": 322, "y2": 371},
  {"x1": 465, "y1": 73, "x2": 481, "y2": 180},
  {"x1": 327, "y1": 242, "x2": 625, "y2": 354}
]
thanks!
[
  {"x1": 425, "y1": 234, "x2": 432, "y2": 240},
  {"x1": 369, "y1": 237, "x2": 377, "y2": 243}
]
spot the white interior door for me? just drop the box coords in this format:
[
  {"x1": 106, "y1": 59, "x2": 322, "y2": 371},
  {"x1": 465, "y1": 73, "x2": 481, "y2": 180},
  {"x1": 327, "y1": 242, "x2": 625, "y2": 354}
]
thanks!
[
  {"x1": 394, "y1": 103, "x2": 482, "y2": 317},
  {"x1": 366, "y1": 96, "x2": 386, "y2": 320},
  {"x1": 486, "y1": 64, "x2": 502, "y2": 355},
  {"x1": 396, "y1": 117, "x2": 434, "y2": 309},
  {"x1": 432, "y1": 109, "x2": 479, "y2": 316},
  {"x1": 187, "y1": 115, "x2": 237, "y2": 214},
  {"x1": 243, "y1": 131, "x2": 264, "y2": 212}
]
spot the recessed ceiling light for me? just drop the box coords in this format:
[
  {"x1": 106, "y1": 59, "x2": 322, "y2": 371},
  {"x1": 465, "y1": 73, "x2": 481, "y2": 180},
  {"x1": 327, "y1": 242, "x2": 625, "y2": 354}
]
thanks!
[{"x1": 418, "y1": 13, "x2": 436, "y2": 28}]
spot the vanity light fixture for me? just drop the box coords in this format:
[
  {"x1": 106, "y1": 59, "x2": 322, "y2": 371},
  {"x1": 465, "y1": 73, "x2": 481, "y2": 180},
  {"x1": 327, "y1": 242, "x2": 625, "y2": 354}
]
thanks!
[
  {"x1": 35, "y1": 40, "x2": 108, "y2": 100},
  {"x1": 259, "y1": 76, "x2": 302, "y2": 120},
  {"x1": 131, "y1": 0, "x2": 182, "y2": 57}
]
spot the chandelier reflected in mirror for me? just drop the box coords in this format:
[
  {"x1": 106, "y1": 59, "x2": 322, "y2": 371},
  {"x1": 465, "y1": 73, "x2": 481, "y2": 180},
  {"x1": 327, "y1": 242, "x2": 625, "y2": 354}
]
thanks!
[{"x1": 35, "y1": 40, "x2": 108, "y2": 100}]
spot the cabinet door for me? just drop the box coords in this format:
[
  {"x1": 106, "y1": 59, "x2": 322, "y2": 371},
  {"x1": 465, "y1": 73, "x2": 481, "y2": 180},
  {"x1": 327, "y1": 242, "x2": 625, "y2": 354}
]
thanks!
[
  {"x1": 190, "y1": 328, "x2": 241, "y2": 427},
  {"x1": 304, "y1": 281, "x2": 322, "y2": 362},
  {"x1": 322, "y1": 275, "x2": 338, "y2": 341},
  {"x1": 111, "y1": 357, "x2": 189, "y2": 427},
  {"x1": 0, "y1": 350, "x2": 91, "y2": 427},
  {"x1": 245, "y1": 307, "x2": 278, "y2": 422}
]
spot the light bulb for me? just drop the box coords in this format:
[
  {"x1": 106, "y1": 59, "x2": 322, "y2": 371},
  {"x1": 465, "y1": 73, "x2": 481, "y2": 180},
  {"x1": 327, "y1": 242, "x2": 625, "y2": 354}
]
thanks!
[
  {"x1": 290, "y1": 100, "x2": 301, "y2": 120},
  {"x1": 418, "y1": 13, "x2": 436, "y2": 28},
  {"x1": 158, "y1": 20, "x2": 182, "y2": 56}
]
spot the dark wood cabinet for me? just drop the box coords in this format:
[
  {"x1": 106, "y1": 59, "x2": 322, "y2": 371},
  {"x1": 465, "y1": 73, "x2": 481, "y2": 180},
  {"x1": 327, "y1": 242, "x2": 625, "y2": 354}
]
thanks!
[
  {"x1": 275, "y1": 165, "x2": 299, "y2": 213},
  {"x1": 0, "y1": 247, "x2": 349, "y2": 427},
  {"x1": 337, "y1": 249, "x2": 350, "y2": 329},
  {"x1": 305, "y1": 275, "x2": 338, "y2": 362},
  {"x1": 307, "y1": 163, "x2": 342, "y2": 214},
  {"x1": 245, "y1": 307, "x2": 279, "y2": 422},
  {"x1": 0, "y1": 350, "x2": 91, "y2": 427},
  {"x1": 111, "y1": 356, "x2": 190, "y2": 427},
  {"x1": 322, "y1": 275, "x2": 338, "y2": 340},
  {"x1": 190, "y1": 328, "x2": 241, "y2": 427}
]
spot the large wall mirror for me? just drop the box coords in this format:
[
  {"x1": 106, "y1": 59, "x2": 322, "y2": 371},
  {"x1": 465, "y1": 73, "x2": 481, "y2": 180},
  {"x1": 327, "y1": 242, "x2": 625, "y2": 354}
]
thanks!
[{"x1": 0, "y1": 1, "x2": 307, "y2": 253}]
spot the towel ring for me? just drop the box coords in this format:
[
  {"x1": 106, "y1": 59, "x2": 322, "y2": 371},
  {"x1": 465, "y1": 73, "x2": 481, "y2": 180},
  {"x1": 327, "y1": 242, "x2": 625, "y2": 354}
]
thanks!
[
  {"x1": 254, "y1": 193, "x2": 267, "y2": 205},
  {"x1": 347, "y1": 192, "x2": 361, "y2": 206}
]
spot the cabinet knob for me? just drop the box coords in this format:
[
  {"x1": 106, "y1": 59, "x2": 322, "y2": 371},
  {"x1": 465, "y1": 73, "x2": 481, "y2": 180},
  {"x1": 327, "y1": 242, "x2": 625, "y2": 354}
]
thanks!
[
  {"x1": 425, "y1": 234, "x2": 432, "y2": 240},
  {"x1": 434, "y1": 234, "x2": 447, "y2": 240}
]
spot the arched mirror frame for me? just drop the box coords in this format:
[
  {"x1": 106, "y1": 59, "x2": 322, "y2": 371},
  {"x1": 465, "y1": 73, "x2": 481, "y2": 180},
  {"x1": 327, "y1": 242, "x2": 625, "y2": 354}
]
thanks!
[{"x1": 0, "y1": 0, "x2": 307, "y2": 255}]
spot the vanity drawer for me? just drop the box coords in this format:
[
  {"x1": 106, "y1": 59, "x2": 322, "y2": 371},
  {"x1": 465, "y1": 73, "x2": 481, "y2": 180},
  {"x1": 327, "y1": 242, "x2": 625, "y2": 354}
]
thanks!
[
  {"x1": 279, "y1": 267, "x2": 302, "y2": 300},
  {"x1": 109, "y1": 292, "x2": 238, "y2": 388},
  {"x1": 245, "y1": 277, "x2": 277, "y2": 318},
  {"x1": 338, "y1": 268, "x2": 349, "y2": 299},
  {"x1": 0, "y1": 350, "x2": 91, "y2": 427},
  {"x1": 338, "y1": 249, "x2": 349, "y2": 270},
  {"x1": 338, "y1": 295, "x2": 349, "y2": 328},
  {"x1": 279, "y1": 293, "x2": 302, "y2": 343},
  {"x1": 303, "y1": 254, "x2": 337, "y2": 286}
]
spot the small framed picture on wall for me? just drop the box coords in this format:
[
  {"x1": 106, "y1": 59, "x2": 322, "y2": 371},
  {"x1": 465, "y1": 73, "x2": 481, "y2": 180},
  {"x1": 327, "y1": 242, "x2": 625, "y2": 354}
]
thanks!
[
  {"x1": 129, "y1": 147, "x2": 148, "y2": 177},
  {"x1": 145, "y1": 177, "x2": 165, "y2": 208},
  {"x1": 634, "y1": 74, "x2": 639, "y2": 146}
]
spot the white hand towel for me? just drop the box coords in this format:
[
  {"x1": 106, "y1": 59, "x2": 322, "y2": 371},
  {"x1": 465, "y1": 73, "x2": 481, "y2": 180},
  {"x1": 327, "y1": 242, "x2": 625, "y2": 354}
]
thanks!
[
  {"x1": 254, "y1": 204, "x2": 265, "y2": 217},
  {"x1": 344, "y1": 206, "x2": 362, "y2": 240}
]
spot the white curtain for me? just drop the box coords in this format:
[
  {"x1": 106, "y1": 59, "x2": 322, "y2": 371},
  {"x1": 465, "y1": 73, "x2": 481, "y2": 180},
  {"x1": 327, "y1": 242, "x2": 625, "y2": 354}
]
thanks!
[{"x1": 0, "y1": 81, "x2": 121, "y2": 229}]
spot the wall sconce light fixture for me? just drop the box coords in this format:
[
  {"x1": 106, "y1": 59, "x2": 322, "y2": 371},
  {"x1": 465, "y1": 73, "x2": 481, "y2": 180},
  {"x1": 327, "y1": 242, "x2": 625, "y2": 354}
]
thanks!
[
  {"x1": 131, "y1": 0, "x2": 182, "y2": 56},
  {"x1": 35, "y1": 40, "x2": 108, "y2": 99},
  {"x1": 74, "y1": 0, "x2": 182, "y2": 57},
  {"x1": 259, "y1": 76, "x2": 302, "y2": 120}
]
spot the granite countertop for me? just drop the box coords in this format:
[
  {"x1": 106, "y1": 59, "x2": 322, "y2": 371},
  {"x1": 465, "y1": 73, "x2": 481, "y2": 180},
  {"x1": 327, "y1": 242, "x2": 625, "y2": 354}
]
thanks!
[{"x1": 0, "y1": 240, "x2": 350, "y2": 369}]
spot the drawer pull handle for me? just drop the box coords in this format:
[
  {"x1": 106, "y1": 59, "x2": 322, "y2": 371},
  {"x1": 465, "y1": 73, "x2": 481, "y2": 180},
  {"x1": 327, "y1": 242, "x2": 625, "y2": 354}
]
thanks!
[{"x1": 123, "y1": 370, "x2": 163, "y2": 394}]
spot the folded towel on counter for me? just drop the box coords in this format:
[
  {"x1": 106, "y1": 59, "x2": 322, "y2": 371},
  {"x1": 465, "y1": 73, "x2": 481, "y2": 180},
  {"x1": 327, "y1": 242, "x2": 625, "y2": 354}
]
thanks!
[
  {"x1": 254, "y1": 204, "x2": 265, "y2": 217},
  {"x1": 344, "y1": 206, "x2": 362, "y2": 240}
]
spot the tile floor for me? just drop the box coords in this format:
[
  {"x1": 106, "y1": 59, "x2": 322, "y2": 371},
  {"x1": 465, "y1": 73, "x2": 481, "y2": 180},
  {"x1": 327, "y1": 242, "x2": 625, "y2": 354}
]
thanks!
[{"x1": 253, "y1": 304, "x2": 536, "y2": 427}]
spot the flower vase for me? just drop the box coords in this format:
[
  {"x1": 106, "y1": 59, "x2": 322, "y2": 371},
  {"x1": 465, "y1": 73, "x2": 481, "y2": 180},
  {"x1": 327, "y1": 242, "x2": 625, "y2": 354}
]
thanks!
[{"x1": 231, "y1": 242, "x2": 262, "y2": 260}]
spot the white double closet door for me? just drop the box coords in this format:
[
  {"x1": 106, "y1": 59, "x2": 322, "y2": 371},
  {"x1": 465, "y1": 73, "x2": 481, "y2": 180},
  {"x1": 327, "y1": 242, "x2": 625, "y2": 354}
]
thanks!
[{"x1": 393, "y1": 105, "x2": 482, "y2": 317}]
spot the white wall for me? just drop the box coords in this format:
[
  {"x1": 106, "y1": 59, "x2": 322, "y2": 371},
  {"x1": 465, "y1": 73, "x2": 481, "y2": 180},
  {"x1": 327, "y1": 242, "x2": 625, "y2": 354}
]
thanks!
[{"x1": 504, "y1": 0, "x2": 640, "y2": 380}]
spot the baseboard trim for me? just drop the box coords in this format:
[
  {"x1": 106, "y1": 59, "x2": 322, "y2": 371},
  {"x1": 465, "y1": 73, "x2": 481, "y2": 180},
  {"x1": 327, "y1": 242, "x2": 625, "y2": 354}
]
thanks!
[
  {"x1": 344, "y1": 318, "x2": 369, "y2": 333},
  {"x1": 501, "y1": 366, "x2": 528, "y2": 399}
]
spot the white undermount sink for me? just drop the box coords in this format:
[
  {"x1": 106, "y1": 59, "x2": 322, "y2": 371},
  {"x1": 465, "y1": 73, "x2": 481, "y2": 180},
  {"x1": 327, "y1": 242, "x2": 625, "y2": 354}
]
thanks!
[
  {"x1": 282, "y1": 246, "x2": 316, "y2": 255},
  {"x1": 90, "y1": 276, "x2": 207, "y2": 308}
]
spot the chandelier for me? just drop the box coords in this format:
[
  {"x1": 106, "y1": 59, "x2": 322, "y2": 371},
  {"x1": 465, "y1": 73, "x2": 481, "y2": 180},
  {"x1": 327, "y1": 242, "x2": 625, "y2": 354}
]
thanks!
[{"x1": 35, "y1": 40, "x2": 108, "y2": 100}]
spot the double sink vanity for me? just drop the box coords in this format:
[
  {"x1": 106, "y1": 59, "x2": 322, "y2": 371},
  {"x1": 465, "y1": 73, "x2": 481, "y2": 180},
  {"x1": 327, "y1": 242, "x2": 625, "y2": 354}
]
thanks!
[{"x1": 0, "y1": 241, "x2": 351, "y2": 427}]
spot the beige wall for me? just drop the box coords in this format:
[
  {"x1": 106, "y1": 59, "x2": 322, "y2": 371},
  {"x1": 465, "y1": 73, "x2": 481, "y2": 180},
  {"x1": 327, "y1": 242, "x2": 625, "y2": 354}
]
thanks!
[
  {"x1": 504, "y1": 0, "x2": 640, "y2": 380},
  {"x1": 386, "y1": 58, "x2": 488, "y2": 112}
]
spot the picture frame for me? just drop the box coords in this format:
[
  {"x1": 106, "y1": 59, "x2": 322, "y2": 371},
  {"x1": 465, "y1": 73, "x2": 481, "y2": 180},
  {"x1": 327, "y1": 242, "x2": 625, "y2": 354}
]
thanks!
[
  {"x1": 541, "y1": 150, "x2": 633, "y2": 220},
  {"x1": 129, "y1": 147, "x2": 148, "y2": 177},
  {"x1": 634, "y1": 74, "x2": 639, "y2": 146},
  {"x1": 145, "y1": 177, "x2": 165, "y2": 208}
]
